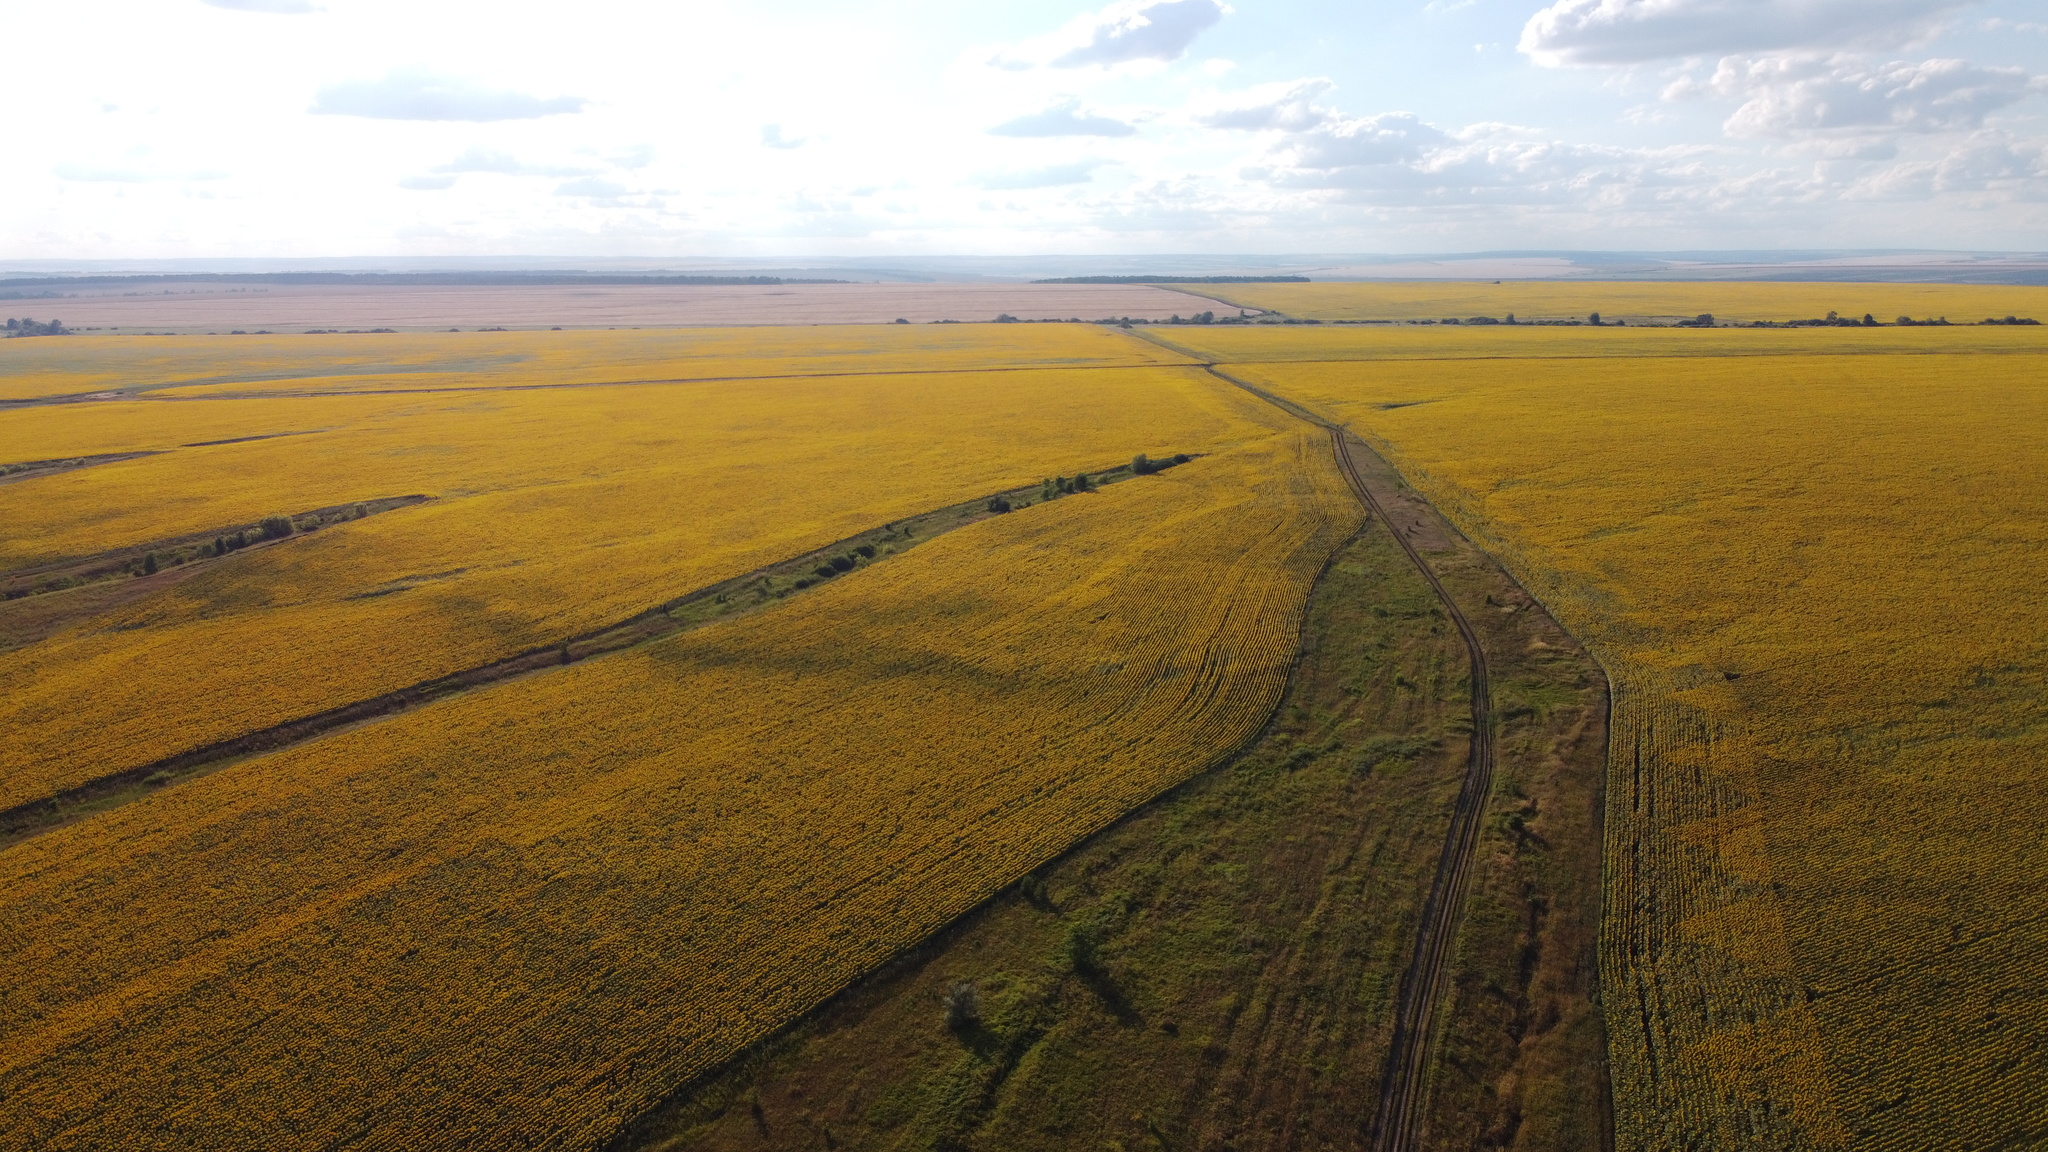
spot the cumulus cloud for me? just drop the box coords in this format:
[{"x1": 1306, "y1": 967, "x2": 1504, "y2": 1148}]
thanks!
[
  {"x1": 977, "y1": 160, "x2": 1105, "y2": 189},
  {"x1": 989, "y1": 100, "x2": 1136, "y2": 137},
  {"x1": 310, "y1": 68, "x2": 585, "y2": 121},
  {"x1": 1520, "y1": 0, "x2": 1970, "y2": 67},
  {"x1": 1194, "y1": 78, "x2": 1334, "y2": 131},
  {"x1": 1708, "y1": 55, "x2": 2044, "y2": 137},
  {"x1": 1231, "y1": 106, "x2": 1719, "y2": 211},
  {"x1": 200, "y1": 0, "x2": 319, "y2": 11},
  {"x1": 1846, "y1": 139, "x2": 2048, "y2": 198},
  {"x1": 1281, "y1": 112, "x2": 1453, "y2": 168},
  {"x1": 555, "y1": 177, "x2": 629, "y2": 198},
  {"x1": 992, "y1": 0, "x2": 1227, "y2": 69}
]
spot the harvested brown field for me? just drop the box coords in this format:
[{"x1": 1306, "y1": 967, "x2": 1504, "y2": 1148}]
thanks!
[{"x1": 30, "y1": 282, "x2": 1237, "y2": 333}]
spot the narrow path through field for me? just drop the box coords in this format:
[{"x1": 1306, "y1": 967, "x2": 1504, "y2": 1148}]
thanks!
[{"x1": 1123, "y1": 330, "x2": 1501, "y2": 1152}]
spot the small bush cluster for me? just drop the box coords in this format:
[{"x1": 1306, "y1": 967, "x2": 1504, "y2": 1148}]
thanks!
[
  {"x1": 942, "y1": 981, "x2": 980, "y2": 1032},
  {"x1": 5, "y1": 317, "x2": 67, "y2": 338}
]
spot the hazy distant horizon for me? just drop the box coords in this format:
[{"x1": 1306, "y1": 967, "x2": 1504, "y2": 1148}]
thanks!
[{"x1": 8, "y1": 249, "x2": 2048, "y2": 285}]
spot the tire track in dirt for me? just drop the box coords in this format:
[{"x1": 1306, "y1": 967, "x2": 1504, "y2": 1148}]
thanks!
[
  {"x1": 1122, "y1": 330, "x2": 1500, "y2": 1152},
  {"x1": 1328, "y1": 427, "x2": 1496, "y2": 1152}
]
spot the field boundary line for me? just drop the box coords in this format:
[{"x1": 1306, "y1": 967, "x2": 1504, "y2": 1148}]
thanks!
[{"x1": 0, "y1": 457, "x2": 1195, "y2": 850}]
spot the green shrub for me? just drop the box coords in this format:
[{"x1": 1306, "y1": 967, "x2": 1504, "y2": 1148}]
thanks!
[
  {"x1": 942, "y1": 981, "x2": 980, "y2": 1032},
  {"x1": 1173, "y1": 453, "x2": 1189, "y2": 464},
  {"x1": 987, "y1": 495, "x2": 1012, "y2": 514},
  {"x1": 1073, "y1": 472, "x2": 1092, "y2": 492},
  {"x1": 1132, "y1": 453, "x2": 1153, "y2": 475},
  {"x1": 141, "y1": 552, "x2": 159, "y2": 575},
  {"x1": 259, "y1": 515, "x2": 294, "y2": 540},
  {"x1": 813, "y1": 565, "x2": 836, "y2": 580},
  {"x1": 1066, "y1": 923, "x2": 1104, "y2": 973},
  {"x1": 829, "y1": 555, "x2": 855, "y2": 573},
  {"x1": 855, "y1": 543, "x2": 876, "y2": 559}
]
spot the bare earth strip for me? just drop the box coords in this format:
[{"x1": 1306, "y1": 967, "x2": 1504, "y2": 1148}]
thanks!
[{"x1": 37, "y1": 283, "x2": 1237, "y2": 332}]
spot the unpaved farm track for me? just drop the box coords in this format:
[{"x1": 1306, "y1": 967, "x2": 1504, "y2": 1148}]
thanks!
[
  {"x1": 1329, "y1": 427, "x2": 1496, "y2": 1152},
  {"x1": 1136, "y1": 340, "x2": 1506, "y2": 1152}
]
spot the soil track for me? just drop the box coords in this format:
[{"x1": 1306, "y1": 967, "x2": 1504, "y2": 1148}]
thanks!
[
  {"x1": 1125, "y1": 331, "x2": 1506, "y2": 1151},
  {"x1": 1330, "y1": 427, "x2": 1496, "y2": 1152}
]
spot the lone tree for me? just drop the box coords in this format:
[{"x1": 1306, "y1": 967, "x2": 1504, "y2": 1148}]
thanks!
[
  {"x1": 987, "y1": 495, "x2": 1012, "y2": 514},
  {"x1": 1132, "y1": 453, "x2": 1153, "y2": 475}
]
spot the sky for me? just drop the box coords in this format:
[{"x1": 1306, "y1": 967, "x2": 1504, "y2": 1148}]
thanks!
[{"x1": 5, "y1": 0, "x2": 2047, "y2": 258}]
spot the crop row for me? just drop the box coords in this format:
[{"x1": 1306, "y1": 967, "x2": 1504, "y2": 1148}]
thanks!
[
  {"x1": 0, "y1": 359, "x2": 1283, "y2": 810},
  {"x1": 0, "y1": 431, "x2": 1360, "y2": 1149},
  {"x1": 0, "y1": 321, "x2": 1196, "y2": 403},
  {"x1": 1222, "y1": 343, "x2": 2048, "y2": 1151}
]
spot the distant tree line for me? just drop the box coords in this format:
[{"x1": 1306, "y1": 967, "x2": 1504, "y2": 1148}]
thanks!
[{"x1": 5, "y1": 317, "x2": 67, "y2": 337}]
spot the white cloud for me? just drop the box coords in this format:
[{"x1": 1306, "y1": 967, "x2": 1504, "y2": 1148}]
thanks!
[
  {"x1": 989, "y1": 99, "x2": 1136, "y2": 137},
  {"x1": 1846, "y1": 139, "x2": 2048, "y2": 198},
  {"x1": 199, "y1": 0, "x2": 319, "y2": 12},
  {"x1": 397, "y1": 174, "x2": 458, "y2": 191},
  {"x1": 54, "y1": 161, "x2": 227, "y2": 183},
  {"x1": 761, "y1": 124, "x2": 807, "y2": 149},
  {"x1": 992, "y1": 0, "x2": 1228, "y2": 70},
  {"x1": 1194, "y1": 78, "x2": 1334, "y2": 130},
  {"x1": 1282, "y1": 112, "x2": 1453, "y2": 167},
  {"x1": 1710, "y1": 55, "x2": 2044, "y2": 137},
  {"x1": 310, "y1": 68, "x2": 586, "y2": 121},
  {"x1": 554, "y1": 177, "x2": 629, "y2": 198},
  {"x1": 976, "y1": 160, "x2": 1106, "y2": 189},
  {"x1": 432, "y1": 148, "x2": 593, "y2": 176},
  {"x1": 1520, "y1": 0, "x2": 1970, "y2": 67}
]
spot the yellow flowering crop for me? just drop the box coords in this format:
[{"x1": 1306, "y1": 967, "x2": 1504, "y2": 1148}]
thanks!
[
  {"x1": 1211, "y1": 333, "x2": 2048, "y2": 1150},
  {"x1": 0, "y1": 354, "x2": 1284, "y2": 810},
  {"x1": 1158, "y1": 318, "x2": 2048, "y2": 365},
  {"x1": 1200, "y1": 280, "x2": 2048, "y2": 324},
  {"x1": 0, "y1": 431, "x2": 1359, "y2": 1150},
  {"x1": 0, "y1": 322, "x2": 1193, "y2": 402}
]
